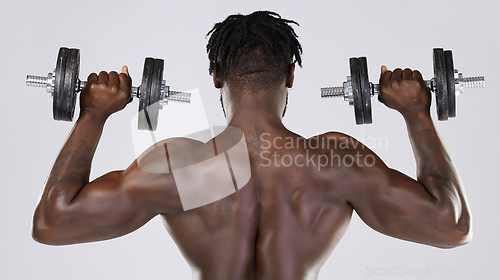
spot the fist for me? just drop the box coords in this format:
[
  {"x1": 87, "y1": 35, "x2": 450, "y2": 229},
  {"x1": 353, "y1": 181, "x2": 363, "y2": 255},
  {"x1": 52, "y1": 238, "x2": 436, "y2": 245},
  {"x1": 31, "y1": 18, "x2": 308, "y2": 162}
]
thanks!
[
  {"x1": 378, "y1": 66, "x2": 431, "y2": 118},
  {"x1": 80, "y1": 66, "x2": 132, "y2": 119}
]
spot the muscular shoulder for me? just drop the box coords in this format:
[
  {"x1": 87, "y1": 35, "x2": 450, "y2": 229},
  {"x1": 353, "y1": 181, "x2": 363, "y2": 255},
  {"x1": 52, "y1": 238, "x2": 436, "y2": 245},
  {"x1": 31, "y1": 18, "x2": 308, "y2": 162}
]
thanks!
[
  {"x1": 309, "y1": 131, "x2": 367, "y2": 153},
  {"x1": 136, "y1": 137, "x2": 218, "y2": 172},
  {"x1": 128, "y1": 131, "x2": 251, "y2": 212},
  {"x1": 306, "y1": 131, "x2": 390, "y2": 198},
  {"x1": 120, "y1": 137, "x2": 203, "y2": 214}
]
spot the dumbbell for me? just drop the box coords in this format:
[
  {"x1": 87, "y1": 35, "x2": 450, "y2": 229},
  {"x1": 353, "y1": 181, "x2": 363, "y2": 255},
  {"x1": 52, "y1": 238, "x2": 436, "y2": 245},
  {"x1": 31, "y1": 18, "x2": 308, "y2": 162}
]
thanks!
[
  {"x1": 26, "y1": 47, "x2": 191, "y2": 131},
  {"x1": 321, "y1": 48, "x2": 485, "y2": 124}
]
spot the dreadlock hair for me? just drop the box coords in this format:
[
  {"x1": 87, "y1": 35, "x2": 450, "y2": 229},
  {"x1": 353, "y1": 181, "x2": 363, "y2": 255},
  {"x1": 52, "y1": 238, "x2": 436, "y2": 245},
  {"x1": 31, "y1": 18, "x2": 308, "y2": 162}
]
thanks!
[{"x1": 206, "y1": 11, "x2": 303, "y2": 91}]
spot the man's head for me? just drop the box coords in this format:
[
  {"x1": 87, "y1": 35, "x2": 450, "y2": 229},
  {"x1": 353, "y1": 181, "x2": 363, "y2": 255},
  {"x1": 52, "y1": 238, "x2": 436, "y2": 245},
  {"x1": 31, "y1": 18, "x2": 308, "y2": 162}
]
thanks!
[{"x1": 206, "y1": 11, "x2": 303, "y2": 116}]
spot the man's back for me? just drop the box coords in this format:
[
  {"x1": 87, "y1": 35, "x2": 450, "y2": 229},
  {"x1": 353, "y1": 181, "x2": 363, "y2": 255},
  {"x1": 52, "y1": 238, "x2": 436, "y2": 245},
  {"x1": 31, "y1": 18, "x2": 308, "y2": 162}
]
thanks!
[{"x1": 159, "y1": 127, "x2": 364, "y2": 279}]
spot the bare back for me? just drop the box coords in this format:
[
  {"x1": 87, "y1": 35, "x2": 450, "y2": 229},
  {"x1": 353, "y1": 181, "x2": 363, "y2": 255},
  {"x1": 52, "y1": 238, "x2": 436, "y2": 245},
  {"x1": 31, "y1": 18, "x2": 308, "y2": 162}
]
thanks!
[{"x1": 160, "y1": 126, "x2": 360, "y2": 280}]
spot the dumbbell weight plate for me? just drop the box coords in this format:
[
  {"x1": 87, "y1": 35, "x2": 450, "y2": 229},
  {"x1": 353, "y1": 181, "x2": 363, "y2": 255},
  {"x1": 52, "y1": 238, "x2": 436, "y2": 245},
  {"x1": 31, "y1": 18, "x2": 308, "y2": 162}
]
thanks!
[
  {"x1": 444, "y1": 50, "x2": 456, "y2": 118},
  {"x1": 53, "y1": 47, "x2": 79, "y2": 121},
  {"x1": 358, "y1": 57, "x2": 372, "y2": 124},
  {"x1": 349, "y1": 58, "x2": 364, "y2": 125},
  {"x1": 138, "y1": 58, "x2": 155, "y2": 130},
  {"x1": 147, "y1": 58, "x2": 164, "y2": 131},
  {"x1": 63, "y1": 48, "x2": 79, "y2": 121},
  {"x1": 433, "y1": 48, "x2": 449, "y2": 121},
  {"x1": 53, "y1": 47, "x2": 68, "y2": 120}
]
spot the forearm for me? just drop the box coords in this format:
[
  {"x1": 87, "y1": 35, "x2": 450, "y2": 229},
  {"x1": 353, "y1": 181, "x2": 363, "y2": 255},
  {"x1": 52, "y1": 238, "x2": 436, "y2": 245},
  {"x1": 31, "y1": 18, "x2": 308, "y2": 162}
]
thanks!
[
  {"x1": 404, "y1": 112, "x2": 469, "y2": 220},
  {"x1": 35, "y1": 112, "x2": 106, "y2": 220}
]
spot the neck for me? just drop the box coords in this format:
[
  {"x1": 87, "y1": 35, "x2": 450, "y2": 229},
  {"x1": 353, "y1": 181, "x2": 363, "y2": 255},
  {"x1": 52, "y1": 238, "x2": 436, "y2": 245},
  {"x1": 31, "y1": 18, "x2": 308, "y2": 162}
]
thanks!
[{"x1": 222, "y1": 85, "x2": 288, "y2": 132}]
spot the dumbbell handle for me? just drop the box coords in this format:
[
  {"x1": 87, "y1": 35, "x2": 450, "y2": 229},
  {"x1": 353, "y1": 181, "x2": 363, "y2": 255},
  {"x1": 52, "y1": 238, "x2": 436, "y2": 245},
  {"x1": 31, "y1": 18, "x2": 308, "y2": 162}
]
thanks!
[
  {"x1": 321, "y1": 72, "x2": 485, "y2": 100},
  {"x1": 26, "y1": 72, "x2": 191, "y2": 103},
  {"x1": 369, "y1": 79, "x2": 433, "y2": 96},
  {"x1": 77, "y1": 80, "x2": 191, "y2": 103}
]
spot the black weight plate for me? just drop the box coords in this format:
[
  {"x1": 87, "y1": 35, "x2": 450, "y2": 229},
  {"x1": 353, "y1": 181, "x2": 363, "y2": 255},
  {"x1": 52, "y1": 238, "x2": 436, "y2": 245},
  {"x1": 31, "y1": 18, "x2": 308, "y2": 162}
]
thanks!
[
  {"x1": 146, "y1": 58, "x2": 164, "y2": 131},
  {"x1": 444, "y1": 50, "x2": 456, "y2": 118},
  {"x1": 62, "y1": 48, "x2": 80, "y2": 121},
  {"x1": 433, "y1": 48, "x2": 449, "y2": 121},
  {"x1": 358, "y1": 57, "x2": 372, "y2": 124},
  {"x1": 138, "y1": 58, "x2": 155, "y2": 130},
  {"x1": 53, "y1": 47, "x2": 69, "y2": 120},
  {"x1": 349, "y1": 57, "x2": 364, "y2": 125}
]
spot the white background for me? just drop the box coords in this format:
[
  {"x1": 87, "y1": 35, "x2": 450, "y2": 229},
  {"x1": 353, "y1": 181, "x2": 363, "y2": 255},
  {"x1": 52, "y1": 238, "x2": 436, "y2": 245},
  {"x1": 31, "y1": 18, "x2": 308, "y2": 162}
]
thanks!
[{"x1": 1, "y1": 0, "x2": 499, "y2": 279}]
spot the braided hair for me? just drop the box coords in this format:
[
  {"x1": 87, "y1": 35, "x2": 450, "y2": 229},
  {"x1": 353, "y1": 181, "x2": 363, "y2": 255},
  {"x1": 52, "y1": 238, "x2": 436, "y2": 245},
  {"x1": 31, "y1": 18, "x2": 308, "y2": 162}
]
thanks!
[{"x1": 206, "y1": 11, "x2": 302, "y2": 90}]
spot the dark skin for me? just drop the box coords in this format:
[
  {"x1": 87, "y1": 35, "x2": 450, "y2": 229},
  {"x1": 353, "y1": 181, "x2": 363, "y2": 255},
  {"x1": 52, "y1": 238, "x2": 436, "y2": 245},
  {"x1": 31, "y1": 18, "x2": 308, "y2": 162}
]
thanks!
[{"x1": 33, "y1": 62, "x2": 471, "y2": 279}]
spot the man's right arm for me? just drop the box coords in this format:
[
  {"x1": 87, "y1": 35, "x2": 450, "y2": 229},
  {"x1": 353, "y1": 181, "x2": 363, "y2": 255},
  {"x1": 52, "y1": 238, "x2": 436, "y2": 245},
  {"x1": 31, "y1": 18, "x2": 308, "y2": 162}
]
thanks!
[
  {"x1": 340, "y1": 67, "x2": 472, "y2": 248},
  {"x1": 32, "y1": 69, "x2": 184, "y2": 245}
]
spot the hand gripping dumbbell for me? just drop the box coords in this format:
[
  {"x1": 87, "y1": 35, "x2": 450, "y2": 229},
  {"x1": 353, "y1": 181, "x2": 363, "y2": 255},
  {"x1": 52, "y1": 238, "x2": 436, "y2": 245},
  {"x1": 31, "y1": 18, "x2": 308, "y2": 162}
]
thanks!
[
  {"x1": 320, "y1": 48, "x2": 485, "y2": 124},
  {"x1": 26, "y1": 47, "x2": 191, "y2": 131}
]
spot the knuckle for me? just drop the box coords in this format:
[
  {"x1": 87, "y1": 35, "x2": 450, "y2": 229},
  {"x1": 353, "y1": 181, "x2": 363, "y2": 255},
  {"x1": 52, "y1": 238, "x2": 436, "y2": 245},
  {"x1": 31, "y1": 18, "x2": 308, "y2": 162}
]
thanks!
[
  {"x1": 119, "y1": 73, "x2": 131, "y2": 82},
  {"x1": 413, "y1": 70, "x2": 422, "y2": 77},
  {"x1": 97, "y1": 83, "x2": 108, "y2": 91},
  {"x1": 118, "y1": 87, "x2": 130, "y2": 96},
  {"x1": 109, "y1": 84, "x2": 119, "y2": 92}
]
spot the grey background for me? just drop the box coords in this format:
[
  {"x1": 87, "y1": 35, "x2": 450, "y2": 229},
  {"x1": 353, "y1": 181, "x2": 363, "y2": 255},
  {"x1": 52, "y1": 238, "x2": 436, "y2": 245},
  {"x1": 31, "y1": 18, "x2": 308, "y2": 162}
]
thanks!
[{"x1": 1, "y1": 0, "x2": 498, "y2": 279}]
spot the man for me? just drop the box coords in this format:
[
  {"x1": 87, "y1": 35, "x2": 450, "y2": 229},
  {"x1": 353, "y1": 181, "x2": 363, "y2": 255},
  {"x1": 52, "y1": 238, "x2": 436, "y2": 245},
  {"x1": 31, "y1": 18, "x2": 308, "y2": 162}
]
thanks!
[{"x1": 32, "y1": 11, "x2": 471, "y2": 280}]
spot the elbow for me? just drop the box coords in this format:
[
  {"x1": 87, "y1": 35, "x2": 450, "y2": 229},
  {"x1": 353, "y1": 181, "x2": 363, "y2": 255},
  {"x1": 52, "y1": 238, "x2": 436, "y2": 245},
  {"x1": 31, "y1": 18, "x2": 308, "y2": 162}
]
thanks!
[
  {"x1": 32, "y1": 223, "x2": 69, "y2": 246},
  {"x1": 32, "y1": 207, "x2": 67, "y2": 246},
  {"x1": 32, "y1": 230, "x2": 50, "y2": 245},
  {"x1": 32, "y1": 222, "x2": 56, "y2": 245},
  {"x1": 32, "y1": 207, "x2": 47, "y2": 244},
  {"x1": 437, "y1": 227, "x2": 472, "y2": 249},
  {"x1": 436, "y1": 206, "x2": 473, "y2": 249},
  {"x1": 452, "y1": 218, "x2": 473, "y2": 247},
  {"x1": 32, "y1": 207, "x2": 50, "y2": 245}
]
